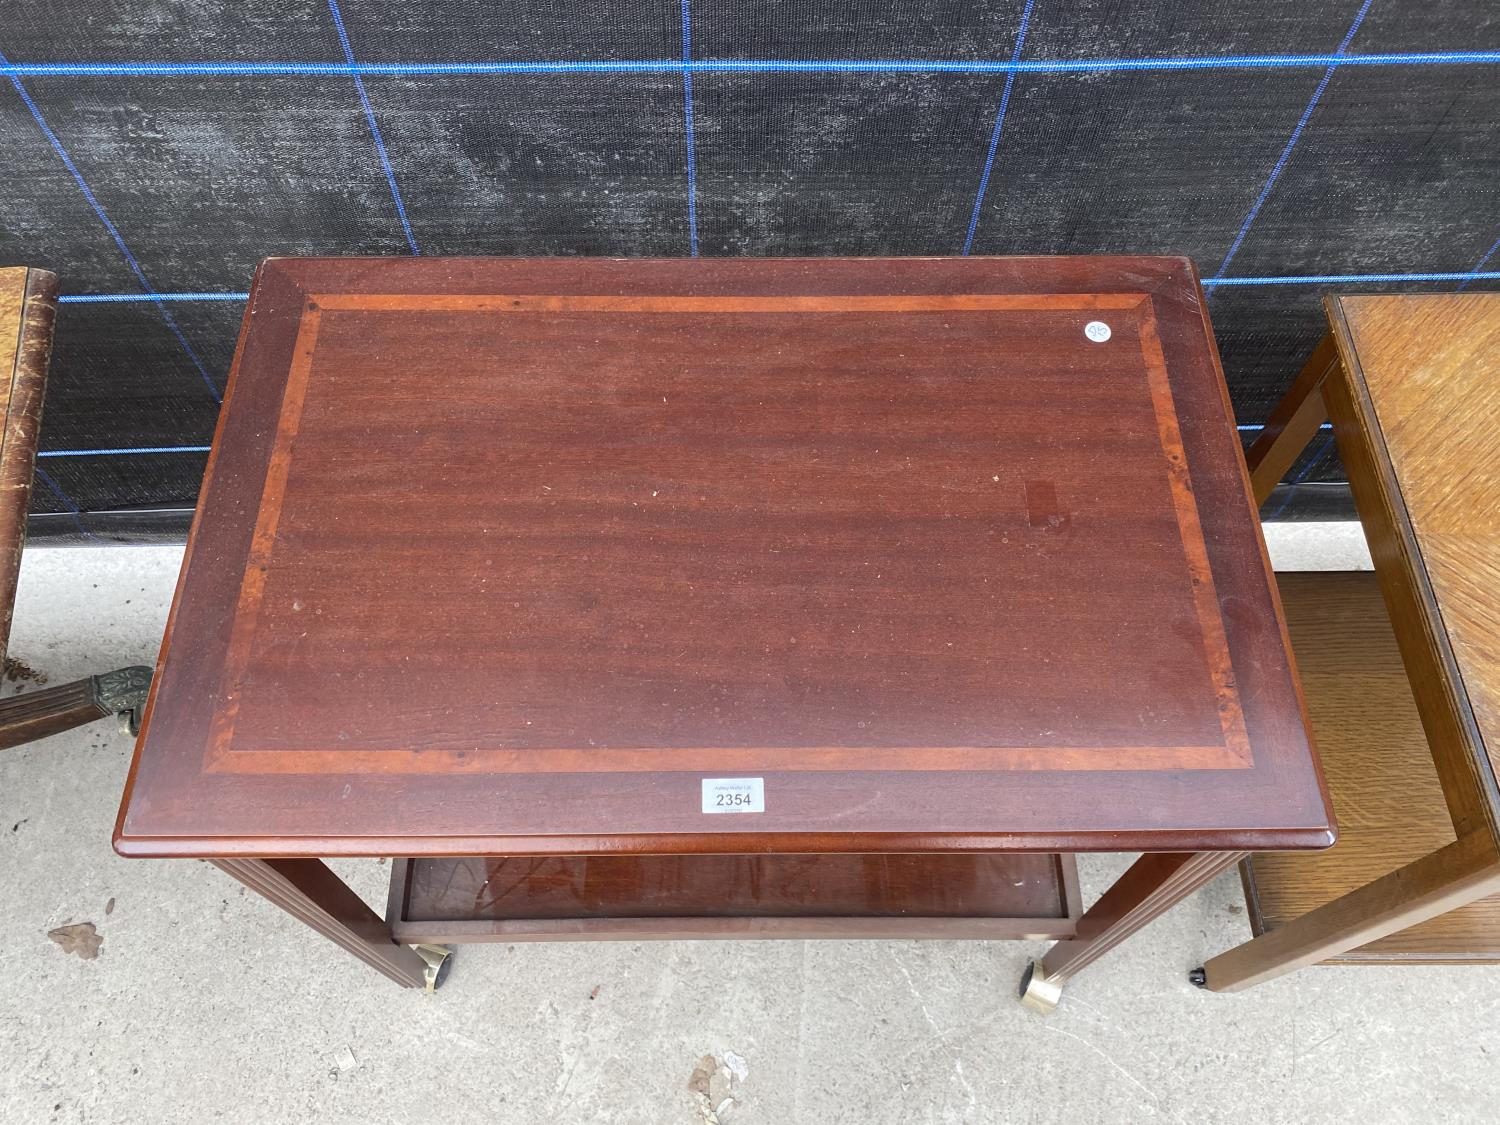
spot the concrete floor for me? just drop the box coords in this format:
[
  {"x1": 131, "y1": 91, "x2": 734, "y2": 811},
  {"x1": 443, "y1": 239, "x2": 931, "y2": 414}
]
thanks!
[{"x1": 3, "y1": 527, "x2": 1496, "y2": 1125}]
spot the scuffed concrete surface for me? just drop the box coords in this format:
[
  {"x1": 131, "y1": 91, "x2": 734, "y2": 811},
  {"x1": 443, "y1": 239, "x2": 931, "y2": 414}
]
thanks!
[{"x1": 6, "y1": 529, "x2": 1498, "y2": 1125}]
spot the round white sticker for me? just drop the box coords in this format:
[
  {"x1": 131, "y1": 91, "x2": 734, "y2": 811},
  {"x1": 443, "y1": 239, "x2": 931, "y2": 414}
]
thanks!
[{"x1": 1084, "y1": 321, "x2": 1112, "y2": 343}]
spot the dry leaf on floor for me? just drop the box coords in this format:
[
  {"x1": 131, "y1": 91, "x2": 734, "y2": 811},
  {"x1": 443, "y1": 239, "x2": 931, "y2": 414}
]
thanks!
[
  {"x1": 48, "y1": 923, "x2": 102, "y2": 960},
  {"x1": 3, "y1": 657, "x2": 48, "y2": 685},
  {"x1": 687, "y1": 1055, "x2": 717, "y2": 1097}
]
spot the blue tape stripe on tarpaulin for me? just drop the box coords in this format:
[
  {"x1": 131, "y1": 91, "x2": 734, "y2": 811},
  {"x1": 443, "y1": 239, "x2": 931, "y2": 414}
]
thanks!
[
  {"x1": 38, "y1": 446, "x2": 214, "y2": 457},
  {"x1": 3, "y1": 52, "x2": 1499, "y2": 78},
  {"x1": 1245, "y1": 424, "x2": 1335, "y2": 433},
  {"x1": 57, "y1": 270, "x2": 1500, "y2": 307},
  {"x1": 59, "y1": 293, "x2": 251, "y2": 303},
  {"x1": 962, "y1": 0, "x2": 1037, "y2": 256},
  {"x1": 1209, "y1": 271, "x2": 1500, "y2": 287},
  {"x1": 1, "y1": 49, "x2": 224, "y2": 401},
  {"x1": 32, "y1": 466, "x2": 101, "y2": 541},
  {"x1": 1266, "y1": 433, "x2": 1340, "y2": 519},
  {"x1": 1456, "y1": 235, "x2": 1500, "y2": 292},
  {"x1": 324, "y1": 0, "x2": 421, "y2": 254},
  {"x1": 1210, "y1": 0, "x2": 1376, "y2": 284}
]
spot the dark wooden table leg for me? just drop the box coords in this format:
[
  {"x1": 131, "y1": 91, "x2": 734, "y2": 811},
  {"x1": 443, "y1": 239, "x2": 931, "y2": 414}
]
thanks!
[
  {"x1": 1019, "y1": 851, "x2": 1245, "y2": 1013},
  {"x1": 212, "y1": 857, "x2": 435, "y2": 990}
]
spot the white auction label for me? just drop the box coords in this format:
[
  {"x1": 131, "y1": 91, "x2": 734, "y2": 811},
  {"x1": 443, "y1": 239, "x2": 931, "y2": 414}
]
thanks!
[{"x1": 701, "y1": 777, "x2": 765, "y2": 814}]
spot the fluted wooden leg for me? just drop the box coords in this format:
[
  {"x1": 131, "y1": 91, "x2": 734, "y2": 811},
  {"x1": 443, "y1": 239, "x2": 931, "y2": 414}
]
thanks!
[
  {"x1": 1020, "y1": 851, "x2": 1244, "y2": 1012},
  {"x1": 212, "y1": 857, "x2": 428, "y2": 989}
]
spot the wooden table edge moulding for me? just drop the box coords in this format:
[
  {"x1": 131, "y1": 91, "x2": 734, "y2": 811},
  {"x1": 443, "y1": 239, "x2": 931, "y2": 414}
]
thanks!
[
  {"x1": 1198, "y1": 292, "x2": 1500, "y2": 991},
  {"x1": 113, "y1": 256, "x2": 1335, "y2": 1007}
]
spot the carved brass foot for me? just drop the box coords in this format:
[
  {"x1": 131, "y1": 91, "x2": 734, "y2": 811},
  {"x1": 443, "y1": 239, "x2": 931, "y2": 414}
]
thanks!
[{"x1": 0, "y1": 664, "x2": 151, "y2": 750}]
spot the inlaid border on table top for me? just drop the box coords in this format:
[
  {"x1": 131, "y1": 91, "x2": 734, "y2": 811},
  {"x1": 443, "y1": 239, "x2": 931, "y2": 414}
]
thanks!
[{"x1": 203, "y1": 289, "x2": 1252, "y2": 776}]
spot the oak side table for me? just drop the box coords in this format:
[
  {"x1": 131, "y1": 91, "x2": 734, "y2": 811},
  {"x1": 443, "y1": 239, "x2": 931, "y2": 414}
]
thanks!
[
  {"x1": 115, "y1": 257, "x2": 1333, "y2": 1007},
  {"x1": 1200, "y1": 293, "x2": 1500, "y2": 989}
]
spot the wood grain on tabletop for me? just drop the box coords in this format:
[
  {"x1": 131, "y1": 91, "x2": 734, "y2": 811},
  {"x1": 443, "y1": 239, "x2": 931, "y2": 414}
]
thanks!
[{"x1": 1335, "y1": 294, "x2": 1500, "y2": 790}]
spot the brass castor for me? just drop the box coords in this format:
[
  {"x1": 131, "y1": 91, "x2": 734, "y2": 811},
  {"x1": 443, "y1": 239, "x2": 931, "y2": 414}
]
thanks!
[
  {"x1": 1017, "y1": 959, "x2": 1063, "y2": 1014},
  {"x1": 414, "y1": 944, "x2": 453, "y2": 993}
]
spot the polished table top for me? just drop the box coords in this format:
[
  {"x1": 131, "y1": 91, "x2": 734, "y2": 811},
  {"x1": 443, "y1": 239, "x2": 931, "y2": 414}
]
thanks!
[{"x1": 115, "y1": 257, "x2": 1332, "y2": 858}]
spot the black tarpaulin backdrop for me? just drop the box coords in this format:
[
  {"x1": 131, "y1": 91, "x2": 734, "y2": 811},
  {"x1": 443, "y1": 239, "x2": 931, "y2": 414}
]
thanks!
[{"x1": 2, "y1": 2, "x2": 1497, "y2": 541}]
